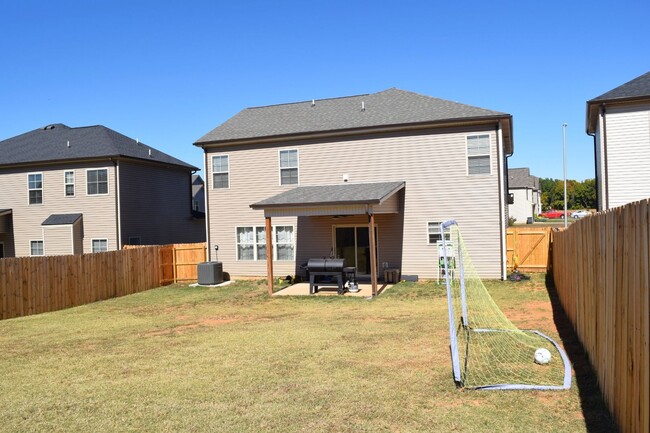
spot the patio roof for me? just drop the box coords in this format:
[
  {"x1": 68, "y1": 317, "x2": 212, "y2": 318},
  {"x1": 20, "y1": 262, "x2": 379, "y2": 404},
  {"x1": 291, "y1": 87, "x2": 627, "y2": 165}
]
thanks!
[
  {"x1": 0, "y1": 209, "x2": 11, "y2": 217},
  {"x1": 42, "y1": 213, "x2": 83, "y2": 225},
  {"x1": 250, "y1": 181, "x2": 405, "y2": 216}
]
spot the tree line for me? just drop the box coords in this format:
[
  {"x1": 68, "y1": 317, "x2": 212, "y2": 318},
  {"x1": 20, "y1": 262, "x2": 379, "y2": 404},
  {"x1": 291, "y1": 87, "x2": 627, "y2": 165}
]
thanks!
[{"x1": 540, "y1": 178, "x2": 596, "y2": 211}]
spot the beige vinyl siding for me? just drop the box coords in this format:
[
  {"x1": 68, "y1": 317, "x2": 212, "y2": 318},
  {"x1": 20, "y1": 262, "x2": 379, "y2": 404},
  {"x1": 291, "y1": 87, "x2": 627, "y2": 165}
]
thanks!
[
  {"x1": 603, "y1": 103, "x2": 650, "y2": 209},
  {"x1": 0, "y1": 162, "x2": 118, "y2": 257},
  {"x1": 43, "y1": 225, "x2": 74, "y2": 255},
  {"x1": 118, "y1": 161, "x2": 204, "y2": 246},
  {"x1": 207, "y1": 125, "x2": 505, "y2": 279}
]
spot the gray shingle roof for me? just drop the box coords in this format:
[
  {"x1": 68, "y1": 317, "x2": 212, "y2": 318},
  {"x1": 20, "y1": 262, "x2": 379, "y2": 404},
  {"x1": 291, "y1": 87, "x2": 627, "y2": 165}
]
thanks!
[
  {"x1": 42, "y1": 213, "x2": 83, "y2": 225},
  {"x1": 0, "y1": 209, "x2": 11, "y2": 216},
  {"x1": 589, "y1": 71, "x2": 650, "y2": 102},
  {"x1": 508, "y1": 168, "x2": 539, "y2": 190},
  {"x1": 196, "y1": 88, "x2": 508, "y2": 144},
  {"x1": 0, "y1": 124, "x2": 197, "y2": 170},
  {"x1": 250, "y1": 181, "x2": 405, "y2": 209}
]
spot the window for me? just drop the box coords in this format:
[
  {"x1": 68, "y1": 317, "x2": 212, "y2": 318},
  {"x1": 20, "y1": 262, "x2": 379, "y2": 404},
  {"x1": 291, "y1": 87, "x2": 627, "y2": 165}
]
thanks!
[
  {"x1": 236, "y1": 225, "x2": 295, "y2": 261},
  {"x1": 275, "y1": 226, "x2": 294, "y2": 260},
  {"x1": 212, "y1": 155, "x2": 229, "y2": 189},
  {"x1": 428, "y1": 222, "x2": 451, "y2": 244},
  {"x1": 64, "y1": 171, "x2": 75, "y2": 197},
  {"x1": 236, "y1": 227, "x2": 254, "y2": 260},
  {"x1": 279, "y1": 149, "x2": 298, "y2": 185},
  {"x1": 192, "y1": 199, "x2": 200, "y2": 211},
  {"x1": 87, "y1": 169, "x2": 108, "y2": 195},
  {"x1": 128, "y1": 237, "x2": 141, "y2": 245},
  {"x1": 30, "y1": 240, "x2": 44, "y2": 256},
  {"x1": 28, "y1": 173, "x2": 43, "y2": 205},
  {"x1": 467, "y1": 134, "x2": 491, "y2": 175},
  {"x1": 92, "y1": 239, "x2": 108, "y2": 253}
]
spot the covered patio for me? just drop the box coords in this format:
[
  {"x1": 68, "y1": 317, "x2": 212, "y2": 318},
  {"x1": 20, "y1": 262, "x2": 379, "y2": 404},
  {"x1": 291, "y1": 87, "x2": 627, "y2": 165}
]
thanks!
[
  {"x1": 250, "y1": 181, "x2": 405, "y2": 297},
  {"x1": 272, "y1": 282, "x2": 393, "y2": 297}
]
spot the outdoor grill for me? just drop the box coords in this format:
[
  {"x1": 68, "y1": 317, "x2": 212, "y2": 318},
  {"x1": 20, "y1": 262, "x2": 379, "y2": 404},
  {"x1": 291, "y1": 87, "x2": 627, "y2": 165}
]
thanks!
[{"x1": 305, "y1": 258, "x2": 355, "y2": 295}]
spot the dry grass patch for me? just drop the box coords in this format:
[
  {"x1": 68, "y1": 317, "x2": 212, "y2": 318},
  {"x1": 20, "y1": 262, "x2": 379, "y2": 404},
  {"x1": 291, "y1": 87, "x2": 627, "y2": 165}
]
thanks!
[{"x1": 0, "y1": 276, "x2": 616, "y2": 432}]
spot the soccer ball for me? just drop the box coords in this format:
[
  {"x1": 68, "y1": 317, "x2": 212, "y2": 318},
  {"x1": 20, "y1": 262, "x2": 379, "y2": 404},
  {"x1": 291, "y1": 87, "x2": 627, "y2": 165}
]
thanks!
[{"x1": 534, "y1": 348, "x2": 552, "y2": 365}]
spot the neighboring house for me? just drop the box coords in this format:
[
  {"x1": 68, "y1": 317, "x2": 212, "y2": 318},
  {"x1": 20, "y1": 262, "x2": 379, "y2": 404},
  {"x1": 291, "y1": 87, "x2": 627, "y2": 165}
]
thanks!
[
  {"x1": 587, "y1": 71, "x2": 650, "y2": 210},
  {"x1": 194, "y1": 88, "x2": 514, "y2": 281},
  {"x1": 0, "y1": 123, "x2": 205, "y2": 257},
  {"x1": 507, "y1": 167, "x2": 541, "y2": 223},
  {"x1": 191, "y1": 174, "x2": 206, "y2": 215}
]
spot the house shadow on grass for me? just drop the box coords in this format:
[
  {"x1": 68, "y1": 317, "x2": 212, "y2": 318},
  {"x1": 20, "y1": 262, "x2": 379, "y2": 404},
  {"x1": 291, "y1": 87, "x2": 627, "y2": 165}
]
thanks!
[{"x1": 544, "y1": 274, "x2": 619, "y2": 433}]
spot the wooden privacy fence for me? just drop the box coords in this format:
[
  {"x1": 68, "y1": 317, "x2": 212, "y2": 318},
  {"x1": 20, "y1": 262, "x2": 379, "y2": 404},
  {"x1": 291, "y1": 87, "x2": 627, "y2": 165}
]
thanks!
[
  {"x1": 127, "y1": 242, "x2": 206, "y2": 284},
  {"x1": 552, "y1": 199, "x2": 649, "y2": 433},
  {"x1": 506, "y1": 226, "x2": 552, "y2": 272},
  {"x1": 0, "y1": 246, "x2": 164, "y2": 320}
]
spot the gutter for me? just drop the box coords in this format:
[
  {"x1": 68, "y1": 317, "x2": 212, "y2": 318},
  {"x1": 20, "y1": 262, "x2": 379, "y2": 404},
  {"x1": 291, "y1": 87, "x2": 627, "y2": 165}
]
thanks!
[{"x1": 203, "y1": 151, "x2": 211, "y2": 261}]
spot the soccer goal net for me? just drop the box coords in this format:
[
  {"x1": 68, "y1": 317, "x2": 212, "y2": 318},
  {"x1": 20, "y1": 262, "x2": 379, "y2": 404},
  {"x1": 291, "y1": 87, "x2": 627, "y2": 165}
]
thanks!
[{"x1": 441, "y1": 220, "x2": 571, "y2": 390}]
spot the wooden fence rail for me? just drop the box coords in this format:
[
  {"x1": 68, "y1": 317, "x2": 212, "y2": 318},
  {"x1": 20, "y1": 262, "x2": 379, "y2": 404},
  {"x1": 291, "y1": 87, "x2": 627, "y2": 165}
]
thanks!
[
  {"x1": 552, "y1": 199, "x2": 649, "y2": 433},
  {"x1": 1, "y1": 246, "x2": 164, "y2": 320}
]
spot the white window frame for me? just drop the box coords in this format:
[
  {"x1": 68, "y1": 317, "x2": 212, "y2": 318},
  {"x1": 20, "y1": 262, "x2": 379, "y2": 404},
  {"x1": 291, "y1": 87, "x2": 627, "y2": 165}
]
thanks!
[
  {"x1": 192, "y1": 199, "x2": 200, "y2": 212},
  {"x1": 64, "y1": 170, "x2": 75, "y2": 197},
  {"x1": 86, "y1": 168, "x2": 109, "y2": 196},
  {"x1": 278, "y1": 149, "x2": 299, "y2": 186},
  {"x1": 30, "y1": 240, "x2": 44, "y2": 256},
  {"x1": 427, "y1": 221, "x2": 451, "y2": 245},
  {"x1": 91, "y1": 238, "x2": 109, "y2": 253},
  {"x1": 212, "y1": 155, "x2": 230, "y2": 189},
  {"x1": 235, "y1": 225, "x2": 295, "y2": 261},
  {"x1": 466, "y1": 134, "x2": 491, "y2": 176},
  {"x1": 27, "y1": 172, "x2": 43, "y2": 205}
]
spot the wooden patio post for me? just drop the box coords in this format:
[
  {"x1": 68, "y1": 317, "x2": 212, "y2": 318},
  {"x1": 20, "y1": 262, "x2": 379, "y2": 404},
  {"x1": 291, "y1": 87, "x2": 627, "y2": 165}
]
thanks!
[
  {"x1": 265, "y1": 216, "x2": 274, "y2": 295},
  {"x1": 368, "y1": 209, "x2": 378, "y2": 296}
]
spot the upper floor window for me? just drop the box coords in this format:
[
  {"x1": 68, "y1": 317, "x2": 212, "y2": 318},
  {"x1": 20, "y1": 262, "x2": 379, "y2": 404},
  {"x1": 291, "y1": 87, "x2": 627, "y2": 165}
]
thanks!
[
  {"x1": 212, "y1": 155, "x2": 229, "y2": 189},
  {"x1": 87, "y1": 169, "x2": 108, "y2": 195},
  {"x1": 64, "y1": 171, "x2": 75, "y2": 197},
  {"x1": 279, "y1": 149, "x2": 298, "y2": 185},
  {"x1": 467, "y1": 134, "x2": 491, "y2": 175},
  {"x1": 28, "y1": 173, "x2": 43, "y2": 205}
]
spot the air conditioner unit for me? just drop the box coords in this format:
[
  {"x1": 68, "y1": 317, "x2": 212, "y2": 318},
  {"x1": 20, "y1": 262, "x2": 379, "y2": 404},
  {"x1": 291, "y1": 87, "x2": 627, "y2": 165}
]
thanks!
[{"x1": 197, "y1": 262, "x2": 223, "y2": 285}]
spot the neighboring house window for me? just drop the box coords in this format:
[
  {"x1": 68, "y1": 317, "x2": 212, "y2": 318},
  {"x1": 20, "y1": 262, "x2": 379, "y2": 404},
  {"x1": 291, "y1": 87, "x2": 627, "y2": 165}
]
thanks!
[
  {"x1": 28, "y1": 173, "x2": 43, "y2": 205},
  {"x1": 192, "y1": 199, "x2": 200, "y2": 211},
  {"x1": 428, "y1": 222, "x2": 451, "y2": 244},
  {"x1": 30, "y1": 240, "x2": 44, "y2": 256},
  {"x1": 467, "y1": 134, "x2": 491, "y2": 175},
  {"x1": 212, "y1": 155, "x2": 229, "y2": 189},
  {"x1": 128, "y1": 237, "x2": 141, "y2": 245},
  {"x1": 87, "y1": 169, "x2": 108, "y2": 195},
  {"x1": 236, "y1": 225, "x2": 295, "y2": 260},
  {"x1": 279, "y1": 149, "x2": 298, "y2": 185},
  {"x1": 92, "y1": 239, "x2": 108, "y2": 253},
  {"x1": 275, "y1": 225, "x2": 294, "y2": 260},
  {"x1": 64, "y1": 171, "x2": 75, "y2": 197}
]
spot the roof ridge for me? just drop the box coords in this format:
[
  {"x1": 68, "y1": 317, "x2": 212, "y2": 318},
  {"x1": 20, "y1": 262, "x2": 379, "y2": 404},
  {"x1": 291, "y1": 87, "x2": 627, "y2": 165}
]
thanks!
[{"x1": 246, "y1": 91, "x2": 376, "y2": 110}]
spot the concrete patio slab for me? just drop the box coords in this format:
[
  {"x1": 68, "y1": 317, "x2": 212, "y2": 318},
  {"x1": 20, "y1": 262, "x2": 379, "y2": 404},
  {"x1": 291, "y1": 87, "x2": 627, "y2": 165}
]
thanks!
[{"x1": 272, "y1": 282, "x2": 392, "y2": 297}]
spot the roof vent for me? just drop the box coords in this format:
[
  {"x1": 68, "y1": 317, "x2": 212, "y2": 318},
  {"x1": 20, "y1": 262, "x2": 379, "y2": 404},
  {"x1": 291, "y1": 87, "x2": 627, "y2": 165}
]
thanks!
[
  {"x1": 311, "y1": 99, "x2": 315, "y2": 107},
  {"x1": 44, "y1": 124, "x2": 56, "y2": 130},
  {"x1": 361, "y1": 101, "x2": 366, "y2": 112},
  {"x1": 136, "y1": 138, "x2": 139, "y2": 144},
  {"x1": 67, "y1": 140, "x2": 70, "y2": 148},
  {"x1": 148, "y1": 148, "x2": 152, "y2": 157}
]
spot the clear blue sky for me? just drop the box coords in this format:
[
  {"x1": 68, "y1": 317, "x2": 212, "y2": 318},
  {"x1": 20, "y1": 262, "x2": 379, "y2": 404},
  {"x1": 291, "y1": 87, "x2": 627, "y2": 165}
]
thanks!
[{"x1": 2, "y1": 0, "x2": 649, "y2": 181}]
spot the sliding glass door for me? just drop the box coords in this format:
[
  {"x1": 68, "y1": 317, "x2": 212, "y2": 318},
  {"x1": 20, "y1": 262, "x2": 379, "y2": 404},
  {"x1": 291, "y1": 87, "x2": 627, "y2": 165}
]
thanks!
[{"x1": 334, "y1": 225, "x2": 378, "y2": 276}]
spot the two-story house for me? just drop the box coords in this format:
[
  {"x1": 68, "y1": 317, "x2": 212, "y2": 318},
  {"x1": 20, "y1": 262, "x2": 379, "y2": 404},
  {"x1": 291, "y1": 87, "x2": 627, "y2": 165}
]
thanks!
[
  {"x1": 194, "y1": 88, "x2": 513, "y2": 286},
  {"x1": 587, "y1": 70, "x2": 650, "y2": 210},
  {"x1": 0, "y1": 123, "x2": 205, "y2": 257},
  {"x1": 507, "y1": 167, "x2": 541, "y2": 223}
]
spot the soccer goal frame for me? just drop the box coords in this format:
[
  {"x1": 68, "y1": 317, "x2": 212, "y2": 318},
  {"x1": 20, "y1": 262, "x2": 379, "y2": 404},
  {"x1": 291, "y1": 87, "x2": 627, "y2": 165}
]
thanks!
[{"x1": 441, "y1": 220, "x2": 571, "y2": 391}]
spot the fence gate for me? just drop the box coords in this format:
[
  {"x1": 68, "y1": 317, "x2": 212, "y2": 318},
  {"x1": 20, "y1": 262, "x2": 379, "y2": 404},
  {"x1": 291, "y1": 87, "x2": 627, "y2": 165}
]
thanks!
[{"x1": 506, "y1": 227, "x2": 552, "y2": 272}]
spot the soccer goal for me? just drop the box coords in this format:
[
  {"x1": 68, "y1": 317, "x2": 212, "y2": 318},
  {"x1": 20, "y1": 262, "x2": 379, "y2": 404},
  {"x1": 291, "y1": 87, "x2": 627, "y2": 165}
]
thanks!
[{"x1": 441, "y1": 220, "x2": 571, "y2": 390}]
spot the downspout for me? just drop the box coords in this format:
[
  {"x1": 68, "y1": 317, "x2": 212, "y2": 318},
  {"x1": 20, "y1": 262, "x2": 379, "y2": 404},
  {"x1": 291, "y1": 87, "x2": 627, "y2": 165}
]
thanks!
[
  {"x1": 586, "y1": 129, "x2": 599, "y2": 211},
  {"x1": 496, "y1": 122, "x2": 506, "y2": 280},
  {"x1": 203, "y1": 149, "x2": 211, "y2": 261},
  {"x1": 601, "y1": 105, "x2": 610, "y2": 210},
  {"x1": 113, "y1": 159, "x2": 122, "y2": 249}
]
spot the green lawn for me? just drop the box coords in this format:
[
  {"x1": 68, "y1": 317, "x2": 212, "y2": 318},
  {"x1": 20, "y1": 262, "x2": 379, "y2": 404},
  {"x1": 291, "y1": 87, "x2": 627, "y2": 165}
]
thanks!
[{"x1": 0, "y1": 275, "x2": 616, "y2": 432}]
